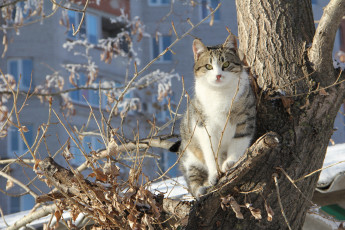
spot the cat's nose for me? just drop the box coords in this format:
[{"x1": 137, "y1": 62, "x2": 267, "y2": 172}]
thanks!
[{"x1": 216, "y1": 74, "x2": 222, "y2": 80}]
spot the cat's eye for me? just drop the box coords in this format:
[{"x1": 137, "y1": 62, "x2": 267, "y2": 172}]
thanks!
[
  {"x1": 222, "y1": 61, "x2": 230, "y2": 68},
  {"x1": 205, "y1": 64, "x2": 213, "y2": 70}
]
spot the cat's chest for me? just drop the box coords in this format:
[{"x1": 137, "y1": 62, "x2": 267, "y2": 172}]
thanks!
[{"x1": 199, "y1": 90, "x2": 233, "y2": 122}]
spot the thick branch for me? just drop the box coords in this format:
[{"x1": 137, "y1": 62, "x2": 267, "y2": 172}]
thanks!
[
  {"x1": 215, "y1": 132, "x2": 280, "y2": 192},
  {"x1": 7, "y1": 204, "x2": 57, "y2": 230},
  {"x1": 160, "y1": 132, "x2": 280, "y2": 226},
  {"x1": 186, "y1": 132, "x2": 280, "y2": 229},
  {"x1": 76, "y1": 135, "x2": 178, "y2": 172},
  {"x1": 309, "y1": 0, "x2": 345, "y2": 74}
]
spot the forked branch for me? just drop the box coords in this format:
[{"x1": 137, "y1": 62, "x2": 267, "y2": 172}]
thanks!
[{"x1": 309, "y1": 0, "x2": 345, "y2": 74}]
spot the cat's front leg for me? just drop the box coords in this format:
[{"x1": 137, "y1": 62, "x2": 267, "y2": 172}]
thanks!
[
  {"x1": 196, "y1": 127, "x2": 220, "y2": 186},
  {"x1": 222, "y1": 136, "x2": 252, "y2": 173}
]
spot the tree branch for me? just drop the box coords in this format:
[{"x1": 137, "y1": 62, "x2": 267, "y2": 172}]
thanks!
[
  {"x1": 309, "y1": 0, "x2": 345, "y2": 74},
  {"x1": 186, "y1": 132, "x2": 280, "y2": 229},
  {"x1": 7, "y1": 204, "x2": 57, "y2": 230},
  {"x1": 0, "y1": 171, "x2": 38, "y2": 199}
]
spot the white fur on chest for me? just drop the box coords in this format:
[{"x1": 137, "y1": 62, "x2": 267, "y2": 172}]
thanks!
[{"x1": 195, "y1": 71, "x2": 248, "y2": 127}]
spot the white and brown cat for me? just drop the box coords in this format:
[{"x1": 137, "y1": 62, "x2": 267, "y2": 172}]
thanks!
[{"x1": 179, "y1": 34, "x2": 256, "y2": 199}]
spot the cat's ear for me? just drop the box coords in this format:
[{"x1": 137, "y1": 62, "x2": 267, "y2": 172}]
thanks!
[
  {"x1": 193, "y1": 39, "x2": 207, "y2": 61},
  {"x1": 223, "y1": 33, "x2": 238, "y2": 50}
]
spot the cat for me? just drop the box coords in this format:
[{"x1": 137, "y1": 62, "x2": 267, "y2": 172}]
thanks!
[{"x1": 178, "y1": 34, "x2": 256, "y2": 199}]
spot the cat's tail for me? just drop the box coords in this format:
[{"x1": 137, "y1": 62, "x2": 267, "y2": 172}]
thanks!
[{"x1": 168, "y1": 140, "x2": 181, "y2": 152}]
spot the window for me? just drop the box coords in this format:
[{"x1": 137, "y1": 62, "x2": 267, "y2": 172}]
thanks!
[
  {"x1": 68, "y1": 11, "x2": 99, "y2": 44},
  {"x1": 7, "y1": 124, "x2": 34, "y2": 158},
  {"x1": 69, "y1": 73, "x2": 102, "y2": 107},
  {"x1": 152, "y1": 36, "x2": 172, "y2": 62},
  {"x1": 101, "y1": 17, "x2": 129, "y2": 53},
  {"x1": 7, "y1": 59, "x2": 33, "y2": 90},
  {"x1": 11, "y1": 1, "x2": 31, "y2": 23},
  {"x1": 9, "y1": 194, "x2": 35, "y2": 214},
  {"x1": 148, "y1": 0, "x2": 170, "y2": 6},
  {"x1": 149, "y1": 95, "x2": 171, "y2": 123},
  {"x1": 201, "y1": 0, "x2": 220, "y2": 21},
  {"x1": 70, "y1": 136, "x2": 104, "y2": 165},
  {"x1": 10, "y1": 197, "x2": 20, "y2": 213}
]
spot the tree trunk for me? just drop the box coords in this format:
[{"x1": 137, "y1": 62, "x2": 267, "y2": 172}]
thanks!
[{"x1": 185, "y1": 0, "x2": 345, "y2": 229}]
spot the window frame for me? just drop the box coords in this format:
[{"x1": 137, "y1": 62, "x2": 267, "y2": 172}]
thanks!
[
  {"x1": 7, "y1": 58, "x2": 34, "y2": 91},
  {"x1": 67, "y1": 11, "x2": 99, "y2": 44},
  {"x1": 151, "y1": 35, "x2": 172, "y2": 63},
  {"x1": 148, "y1": 0, "x2": 170, "y2": 6},
  {"x1": 200, "y1": 0, "x2": 220, "y2": 22},
  {"x1": 7, "y1": 124, "x2": 34, "y2": 158},
  {"x1": 69, "y1": 73, "x2": 106, "y2": 108}
]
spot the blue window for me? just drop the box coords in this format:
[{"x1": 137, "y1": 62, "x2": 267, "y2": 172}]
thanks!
[
  {"x1": 21, "y1": 194, "x2": 35, "y2": 211},
  {"x1": 10, "y1": 197, "x2": 20, "y2": 213},
  {"x1": 9, "y1": 194, "x2": 35, "y2": 214},
  {"x1": 71, "y1": 136, "x2": 104, "y2": 165},
  {"x1": 8, "y1": 59, "x2": 33, "y2": 90},
  {"x1": 149, "y1": 0, "x2": 170, "y2": 6},
  {"x1": 69, "y1": 73, "x2": 100, "y2": 107},
  {"x1": 152, "y1": 36, "x2": 172, "y2": 62},
  {"x1": 201, "y1": 0, "x2": 220, "y2": 21},
  {"x1": 68, "y1": 11, "x2": 98, "y2": 44},
  {"x1": 8, "y1": 124, "x2": 34, "y2": 158},
  {"x1": 87, "y1": 14, "x2": 98, "y2": 44}
]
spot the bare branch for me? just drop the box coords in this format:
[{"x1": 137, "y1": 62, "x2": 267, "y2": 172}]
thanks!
[
  {"x1": 7, "y1": 204, "x2": 57, "y2": 230},
  {"x1": 0, "y1": 171, "x2": 38, "y2": 199},
  {"x1": 309, "y1": 0, "x2": 345, "y2": 73},
  {"x1": 273, "y1": 174, "x2": 292, "y2": 230}
]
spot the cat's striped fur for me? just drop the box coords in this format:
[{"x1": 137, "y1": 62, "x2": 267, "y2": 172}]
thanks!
[{"x1": 179, "y1": 34, "x2": 256, "y2": 199}]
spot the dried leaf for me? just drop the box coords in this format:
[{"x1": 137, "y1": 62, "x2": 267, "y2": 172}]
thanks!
[
  {"x1": 220, "y1": 195, "x2": 231, "y2": 211},
  {"x1": 6, "y1": 179, "x2": 14, "y2": 190},
  {"x1": 281, "y1": 97, "x2": 294, "y2": 115},
  {"x1": 71, "y1": 206, "x2": 80, "y2": 221},
  {"x1": 128, "y1": 213, "x2": 137, "y2": 229},
  {"x1": 89, "y1": 168, "x2": 107, "y2": 182},
  {"x1": 54, "y1": 210, "x2": 63, "y2": 224},
  {"x1": 246, "y1": 203, "x2": 262, "y2": 220},
  {"x1": 142, "y1": 214, "x2": 154, "y2": 230},
  {"x1": 319, "y1": 88, "x2": 329, "y2": 96},
  {"x1": 209, "y1": 11, "x2": 214, "y2": 26},
  {"x1": 265, "y1": 202, "x2": 274, "y2": 222},
  {"x1": 33, "y1": 159, "x2": 42, "y2": 174},
  {"x1": 107, "y1": 138, "x2": 118, "y2": 156},
  {"x1": 20, "y1": 126, "x2": 29, "y2": 132},
  {"x1": 2, "y1": 35, "x2": 8, "y2": 58},
  {"x1": 229, "y1": 196, "x2": 243, "y2": 219},
  {"x1": 69, "y1": 73, "x2": 77, "y2": 87}
]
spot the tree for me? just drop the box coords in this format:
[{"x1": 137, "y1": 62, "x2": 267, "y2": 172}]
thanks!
[
  {"x1": 1, "y1": 0, "x2": 345, "y2": 229},
  {"x1": 185, "y1": 0, "x2": 345, "y2": 229}
]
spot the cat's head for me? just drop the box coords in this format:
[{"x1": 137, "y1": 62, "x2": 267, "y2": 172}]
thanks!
[{"x1": 192, "y1": 34, "x2": 243, "y2": 88}]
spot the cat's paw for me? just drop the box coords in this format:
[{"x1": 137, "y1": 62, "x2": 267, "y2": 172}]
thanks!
[
  {"x1": 208, "y1": 173, "x2": 219, "y2": 186},
  {"x1": 195, "y1": 186, "x2": 207, "y2": 200},
  {"x1": 221, "y1": 159, "x2": 235, "y2": 173}
]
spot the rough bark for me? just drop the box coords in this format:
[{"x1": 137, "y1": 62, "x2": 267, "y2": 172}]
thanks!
[{"x1": 185, "y1": 0, "x2": 345, "y2": 229}]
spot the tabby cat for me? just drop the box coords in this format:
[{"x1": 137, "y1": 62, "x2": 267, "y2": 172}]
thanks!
[{"x1": 179, "y1": 34, "x2": 256, "y2": 199}]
